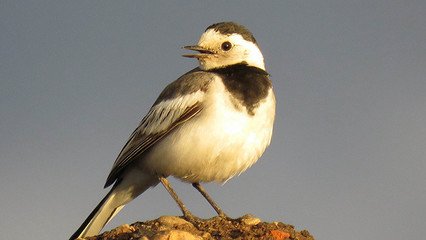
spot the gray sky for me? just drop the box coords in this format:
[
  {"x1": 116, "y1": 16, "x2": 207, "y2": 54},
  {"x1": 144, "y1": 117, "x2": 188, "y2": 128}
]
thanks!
[{"x1": 1, "y1": 1, "x2": 425, "y2": 239}]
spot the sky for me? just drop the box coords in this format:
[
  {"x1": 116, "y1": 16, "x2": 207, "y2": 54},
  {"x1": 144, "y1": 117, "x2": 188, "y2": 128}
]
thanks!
[{"x1": 1, "y1": 1, "x2": 425, "y2": 239}]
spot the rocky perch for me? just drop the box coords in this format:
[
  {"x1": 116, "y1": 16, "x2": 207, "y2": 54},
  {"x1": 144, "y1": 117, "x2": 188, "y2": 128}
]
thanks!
[{"x1": 81, "y1": 215, "x2": 314, "y2": 240}]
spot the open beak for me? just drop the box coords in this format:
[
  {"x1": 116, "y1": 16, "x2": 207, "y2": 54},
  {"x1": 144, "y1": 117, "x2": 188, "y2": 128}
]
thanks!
[{"x1": 182, "y1": 45, "x2": 215, "y2": 58}]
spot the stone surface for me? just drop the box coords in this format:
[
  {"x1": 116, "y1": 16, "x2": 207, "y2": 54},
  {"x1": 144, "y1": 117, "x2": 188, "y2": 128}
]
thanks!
[
  {"x1": 83, "y1": 215, "x2": 315, "y2": 240},
  {"x1": 152, "y1": 229, "x2": 203, "y2": 240},
  {"x1": 239, "y1": 214, "x2": 262, "y2": 226}
]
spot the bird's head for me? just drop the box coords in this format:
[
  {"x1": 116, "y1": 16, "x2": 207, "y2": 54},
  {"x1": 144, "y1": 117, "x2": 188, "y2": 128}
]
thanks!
[{"x1": 183, "y1": 22, "x2": 265, "y2": 71}]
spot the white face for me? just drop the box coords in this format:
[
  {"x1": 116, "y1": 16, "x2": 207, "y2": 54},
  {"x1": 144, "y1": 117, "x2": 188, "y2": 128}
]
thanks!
[{"x1": 193, "y1": 29, "x2": 265, "y2": 71}]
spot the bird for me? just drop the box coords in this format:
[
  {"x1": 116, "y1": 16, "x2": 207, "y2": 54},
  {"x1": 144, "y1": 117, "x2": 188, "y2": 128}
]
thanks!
[{"x1": 70, "y1": 21, "x2": 276, "y2": 239}]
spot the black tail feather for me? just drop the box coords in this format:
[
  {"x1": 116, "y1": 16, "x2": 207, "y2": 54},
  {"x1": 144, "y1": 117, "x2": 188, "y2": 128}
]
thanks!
[{"x1": 69, "y1": 186, "x2": 116, "y2": 240}]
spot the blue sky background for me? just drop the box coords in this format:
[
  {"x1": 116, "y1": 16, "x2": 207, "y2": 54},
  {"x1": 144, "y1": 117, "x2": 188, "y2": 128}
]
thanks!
[{"x1": 1, "y1": 1, "x2": 425, "y2": 239}]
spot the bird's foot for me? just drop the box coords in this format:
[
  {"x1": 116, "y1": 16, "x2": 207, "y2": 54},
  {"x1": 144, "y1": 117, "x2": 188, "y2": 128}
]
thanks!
[
  {"x1": 218, "y1": 212, "x2": 232, "y2": 221},
  {"x1": 183, "y1": 212, "x2": 203, "y2": 228}
]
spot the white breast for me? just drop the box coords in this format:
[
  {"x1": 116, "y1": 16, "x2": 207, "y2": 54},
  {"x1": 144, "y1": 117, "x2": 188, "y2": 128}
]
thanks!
[{"x1": 140, "y1": 77, "x2": 276, "y2": 183}]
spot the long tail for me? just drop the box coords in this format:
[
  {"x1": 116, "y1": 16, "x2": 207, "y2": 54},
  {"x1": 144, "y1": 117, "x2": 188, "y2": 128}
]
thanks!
[
  {"x1": 69, "y1": 185, "x2": 119, "y2": 239},
  {"x1": 70, "y1": 172, "x2": 158, "y2": 239}
]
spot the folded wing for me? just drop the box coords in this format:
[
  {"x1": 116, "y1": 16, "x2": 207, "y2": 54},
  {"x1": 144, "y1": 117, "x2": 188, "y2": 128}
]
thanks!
[{"x1": 104, "y1": 69, "x2": 213, "y2": 188}]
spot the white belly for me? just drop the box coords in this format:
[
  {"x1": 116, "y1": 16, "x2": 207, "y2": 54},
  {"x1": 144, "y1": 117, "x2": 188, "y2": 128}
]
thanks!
[{"x1": 140, "y1": 80, "x2": 276, "y2": 183}]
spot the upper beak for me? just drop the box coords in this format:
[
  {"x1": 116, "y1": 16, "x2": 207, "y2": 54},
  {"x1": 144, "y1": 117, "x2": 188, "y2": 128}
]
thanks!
[{"x1": 182, "y1": 45, "x2": 215, "y2": 58}]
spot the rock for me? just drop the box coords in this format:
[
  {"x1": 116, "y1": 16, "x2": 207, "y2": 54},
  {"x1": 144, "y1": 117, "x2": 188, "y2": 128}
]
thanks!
[
  {"x1": 83, "y1": 215, "x2": 315, "y2": 240},
  {"x1": 152, "y1": 229, "x2": 204, "y2": 240},
  {"x1": 270, "y1": 229, "x2": 291, "y2": 240},
  {"x1": 239, "y1": 214, "x2": 262, "y2": 225},
  {"x1": 156, "y1": 215, "x2": 194, "y2": 228}
]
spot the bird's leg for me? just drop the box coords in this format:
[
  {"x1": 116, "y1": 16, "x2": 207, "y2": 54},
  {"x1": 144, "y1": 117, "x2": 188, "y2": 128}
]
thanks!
[
  {"x1": 159, "y1": 176, "x2": 200, "y2": 223},
  {"x1": 192, "y1": 182, "x2": 230, "y2": 219}
]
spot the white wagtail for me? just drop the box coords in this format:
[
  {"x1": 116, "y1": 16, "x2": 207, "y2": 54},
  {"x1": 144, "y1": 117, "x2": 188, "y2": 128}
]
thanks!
[{"x1": 70, "y1": 22, "x2": 276, "y2": 239}]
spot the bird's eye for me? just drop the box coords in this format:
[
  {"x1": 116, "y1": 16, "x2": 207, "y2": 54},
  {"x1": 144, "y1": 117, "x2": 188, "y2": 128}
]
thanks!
[{"x1": 221, "y1": 41, "x2": 232, "y2": 51}]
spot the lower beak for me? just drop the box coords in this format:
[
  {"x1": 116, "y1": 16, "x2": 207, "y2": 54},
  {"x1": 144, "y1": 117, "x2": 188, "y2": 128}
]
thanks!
[{"x1": 182, "y1": 45, "x2": 215, "y2": 58}]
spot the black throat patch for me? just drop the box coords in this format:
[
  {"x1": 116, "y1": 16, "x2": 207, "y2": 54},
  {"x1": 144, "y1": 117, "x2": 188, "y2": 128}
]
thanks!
[{"x1": 209, "y1": 63, "x2": 272, "y2": 115}]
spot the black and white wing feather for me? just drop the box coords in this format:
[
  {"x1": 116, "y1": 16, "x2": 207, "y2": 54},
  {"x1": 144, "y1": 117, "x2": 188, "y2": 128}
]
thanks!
[{"x1": 104, "y1": 68, "x2": 213, "y2": 187}]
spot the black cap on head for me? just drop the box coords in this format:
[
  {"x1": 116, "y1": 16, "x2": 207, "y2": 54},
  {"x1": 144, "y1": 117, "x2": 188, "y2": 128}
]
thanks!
[{"x1": 206, "y1": 22, "x2": 257, "y2": 44}]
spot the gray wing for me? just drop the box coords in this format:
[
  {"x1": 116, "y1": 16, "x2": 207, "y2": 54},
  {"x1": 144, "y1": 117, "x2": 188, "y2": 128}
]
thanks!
[{"x1": 104, "y1": 69, "x2": 213, "y2": 188}]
